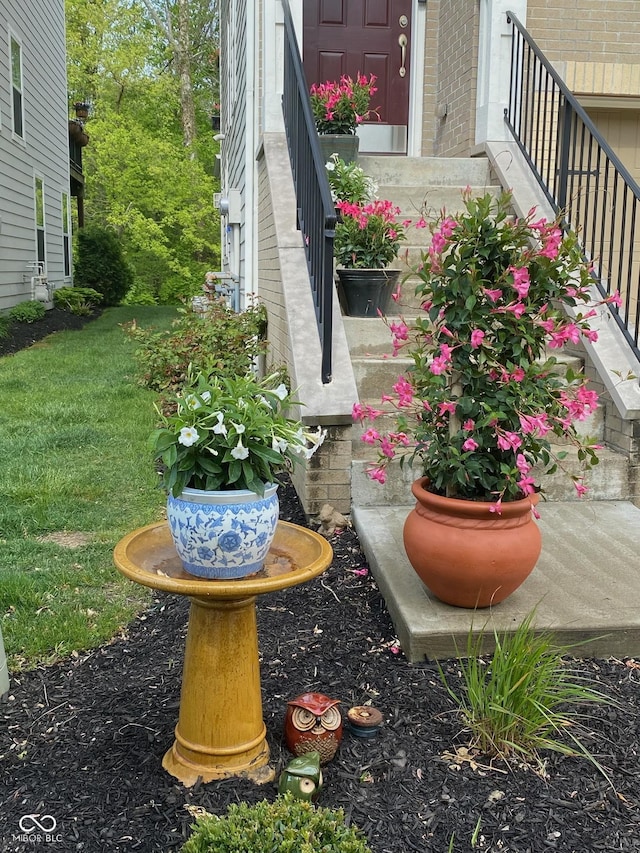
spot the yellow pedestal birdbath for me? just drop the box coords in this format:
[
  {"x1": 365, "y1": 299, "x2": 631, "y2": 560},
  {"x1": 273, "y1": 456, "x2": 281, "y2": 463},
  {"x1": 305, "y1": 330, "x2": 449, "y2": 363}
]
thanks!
[{"x1": 114, "y1": 520, "x2": 333, "y2": 787}]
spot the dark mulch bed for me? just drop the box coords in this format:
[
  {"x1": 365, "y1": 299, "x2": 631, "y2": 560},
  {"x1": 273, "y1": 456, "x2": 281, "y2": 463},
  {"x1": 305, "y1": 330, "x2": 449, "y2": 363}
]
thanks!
[
  {"x1": 1, "y1": 313, "x2": 640, "y2": 852},
  {"x1": 0, "y1": 308, "x2": 102, "y2": 357}
]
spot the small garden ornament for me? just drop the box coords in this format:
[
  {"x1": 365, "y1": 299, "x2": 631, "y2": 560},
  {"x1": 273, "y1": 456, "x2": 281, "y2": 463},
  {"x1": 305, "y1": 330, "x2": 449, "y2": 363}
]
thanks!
[
  {"x1": 284, "y1": 692, "x2": 343, "y2": 764},
  {"x1": 277, "y1": 751, "x2": 323, "y2": 801}
]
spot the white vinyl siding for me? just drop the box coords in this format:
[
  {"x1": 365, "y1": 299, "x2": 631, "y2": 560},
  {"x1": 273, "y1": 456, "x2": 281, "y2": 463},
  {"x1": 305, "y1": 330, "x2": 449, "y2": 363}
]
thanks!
[
  {"x1": 0, "y1": 1, "x2": 70, "y2": 309},
  {"x1": 220, "y1": 0, "x2": 248, "y2": 296}
]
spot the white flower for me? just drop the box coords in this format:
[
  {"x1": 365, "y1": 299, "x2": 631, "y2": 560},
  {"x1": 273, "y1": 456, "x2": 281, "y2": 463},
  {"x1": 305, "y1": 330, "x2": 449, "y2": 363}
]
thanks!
[
  {"x1": 325, "y1": 160, "x2": 336, "y2": 171},
  {"x1": 231, "y1": 421, "x2": 246, "y2": 434},
  {"x1": 212, "y1": 412, "x2": 227, "y2": 436},
  {"x1": 272, "y1": 436, "x2": 289, "y2": 454},
  {"x1": 206, "y1": 447, "x2": 219, "y2": 456},
  {"x1": 273, "y1": 384, "x2": 288, "y2": 401},
  {"x1": 184, "y1": 390, "x2": 211, "y2": 410},
  {"x1": 178, "y1": 426, "x2": 199, "y2": 446},
  {"x1": 304, "y1": 427, "x2": 326, "y2": 459},
  {"x1": 231, "y1": 438, "x2": 249, "y2": 460},
  {"x1": 258, "y1": 395, "x2": 273, "y2": 409}
]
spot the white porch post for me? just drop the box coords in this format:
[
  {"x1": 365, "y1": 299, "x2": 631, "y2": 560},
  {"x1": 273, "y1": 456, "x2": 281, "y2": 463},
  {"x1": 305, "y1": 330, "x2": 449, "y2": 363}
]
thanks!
[
  {"x1": 476, "y1": 0, "x2": 527, "y2": 145},
  {"x1": 263, "y1": 1, "x2": 303, "y2": 133}
]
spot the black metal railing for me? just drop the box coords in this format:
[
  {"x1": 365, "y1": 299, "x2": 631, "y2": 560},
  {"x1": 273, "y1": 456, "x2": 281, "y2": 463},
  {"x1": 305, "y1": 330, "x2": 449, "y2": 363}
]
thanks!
[
  {"x1": 505, "y1": 11, "x2": 640, "y2": 361},
  {"x1": 281, "y1": 0, "x2": 336, "y2": 384}
]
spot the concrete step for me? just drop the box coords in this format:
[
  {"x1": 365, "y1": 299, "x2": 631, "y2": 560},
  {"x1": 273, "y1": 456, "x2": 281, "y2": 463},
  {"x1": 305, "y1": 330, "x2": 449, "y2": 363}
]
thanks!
[
  {"x1": 351, "y1": 355, "x2": 412, "y2": 400},
  {"x1": 383, "y1": 185, "x2": 501, "y2": 219},
  {"x1": 358, "y1": 155, "x2": 494, "y2": 187},
  {"x1": 351, "y1": 442, "x2": 628, "y2": 506},
  {"x1": 352, "y1": 500, "x2": 640, "y2": 661}
]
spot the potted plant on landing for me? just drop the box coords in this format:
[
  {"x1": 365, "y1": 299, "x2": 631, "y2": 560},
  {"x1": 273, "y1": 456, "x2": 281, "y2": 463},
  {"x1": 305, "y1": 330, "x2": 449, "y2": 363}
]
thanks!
[
  {"x1": 355, "y1": 190, "x2": 615, "y2": 607},
  {"x1": 334, "y1": 197, "x2": 410, "y2": 317},
  {"x1": 325, "y1": 153, "x2": 378, "y2": 206},
  {"x1": 150, "y1": 372, "x2": 325, "y2": 579},
  {"x1": 310, "y1": 73, "x2": 378, "y2": 164}
]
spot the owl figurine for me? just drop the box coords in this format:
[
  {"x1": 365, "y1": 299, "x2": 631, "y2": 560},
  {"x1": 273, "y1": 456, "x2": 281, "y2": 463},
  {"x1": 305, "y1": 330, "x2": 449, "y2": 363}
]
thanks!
[
  {"x1": 278, "y1": 750, "x2": 323, "y2": 801},
  {"x1": 284, "y1": 692, "x2": 343, "y2": 764}
]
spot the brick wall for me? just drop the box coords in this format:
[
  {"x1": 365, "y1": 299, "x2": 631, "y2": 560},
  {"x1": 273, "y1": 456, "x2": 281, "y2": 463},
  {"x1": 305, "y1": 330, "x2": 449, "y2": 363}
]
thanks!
[
  {"x1": 528, "y1": 0, "x2": 640, "y2": 64},
  {"x1": 582, "y1": 358, "x2": 640, "y2": 507},
  {"x1": 432, "y1": 0, "x2": 480, "y2": 156},
  {"x1": 256, "y1": 145, "x2": 353, "y2": 518},
  {"x1": 256, "y1": 152, "x2": 292, "y2": 372}
]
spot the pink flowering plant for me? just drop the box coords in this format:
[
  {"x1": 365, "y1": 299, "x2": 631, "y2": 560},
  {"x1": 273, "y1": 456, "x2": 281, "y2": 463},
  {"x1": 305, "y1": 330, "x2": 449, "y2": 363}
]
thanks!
[
  {"x1": 310, "y1": 73, "x2": 378, "y2": 135},
  {"x1": 335, "y1": 199, "x2": 410, "y2": 269},
  {"x1": 355, "y1": 190, "x2": 616, "y2": 507}
]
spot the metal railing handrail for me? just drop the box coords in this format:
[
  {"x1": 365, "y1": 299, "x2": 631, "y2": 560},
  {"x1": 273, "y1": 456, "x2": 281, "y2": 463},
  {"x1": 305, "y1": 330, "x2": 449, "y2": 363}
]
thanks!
[
  {"x1": 505, "y1": 10, "x2": 640, "y2": 361},
  {"x1": 281, "y1": 0, "x2": 336, "y2": 384}
]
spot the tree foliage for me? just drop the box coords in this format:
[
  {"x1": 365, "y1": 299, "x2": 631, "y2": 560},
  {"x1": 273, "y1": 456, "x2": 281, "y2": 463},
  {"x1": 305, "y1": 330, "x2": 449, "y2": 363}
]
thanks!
[{"x1": 66, "y1": 0, "x2": 220, "y2": 303}]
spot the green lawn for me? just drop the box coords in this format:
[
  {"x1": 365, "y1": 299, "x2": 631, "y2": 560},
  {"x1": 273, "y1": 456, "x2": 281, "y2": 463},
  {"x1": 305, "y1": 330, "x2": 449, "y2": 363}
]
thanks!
[{"x1": 0, "y1": 306, "x2": 177, "y2": 670}]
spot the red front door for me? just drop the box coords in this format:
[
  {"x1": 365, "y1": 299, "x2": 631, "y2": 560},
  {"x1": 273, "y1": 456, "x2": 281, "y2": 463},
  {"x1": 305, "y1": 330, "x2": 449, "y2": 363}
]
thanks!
[{"x1": 303, "y1": 0, "x2": 412, "y2": 153}]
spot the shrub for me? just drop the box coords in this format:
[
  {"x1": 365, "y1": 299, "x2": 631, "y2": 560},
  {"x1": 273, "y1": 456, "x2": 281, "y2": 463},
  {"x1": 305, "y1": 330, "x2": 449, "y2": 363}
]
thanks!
[
  {"x1": 0, "y1": 314, "x2": 10, "y2": 340},
  {"x1": 438, "y1": 611, "x2": 609, "y2": 772},
  {"x1": 181, "y1": 793, "x2": 372, "y2": 853},
  {"x1": 53, "y1": 286, "x2": 103, "y2": 316},
  {"x1": 124, "y1": 302, "x2": 268, "y2": 397},
  {"x1": 74, "y1": 225, "x2": 134, "y2": 306},
  {"x1": 121, "y1": 281, "x2": 158, "y2": 306},
  {"x1": 8, "y1": 301, "x2": 46, "y2": 323}
]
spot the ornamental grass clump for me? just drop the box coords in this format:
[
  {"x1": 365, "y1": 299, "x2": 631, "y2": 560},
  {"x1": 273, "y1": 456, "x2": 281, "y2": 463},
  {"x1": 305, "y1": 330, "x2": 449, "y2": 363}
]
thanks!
[
  {"x1": 439, "y1": 612, "x2": 609, "y2": 772},
  {"x1": 356, "y1": 190, "x2": 618, "y2": 506},
  {"x1": 150, "y1": 372, "x2": 325, "y2": 497},
  {"x1": 310, "y1": 73, "x2": 378, "y2": 135}
]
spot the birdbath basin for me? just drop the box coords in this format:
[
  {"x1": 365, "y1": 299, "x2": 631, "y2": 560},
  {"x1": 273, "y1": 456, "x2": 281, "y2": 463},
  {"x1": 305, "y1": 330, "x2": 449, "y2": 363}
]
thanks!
[{"x1": 114, "y1": 520, "x2": 333, "y2": 786}]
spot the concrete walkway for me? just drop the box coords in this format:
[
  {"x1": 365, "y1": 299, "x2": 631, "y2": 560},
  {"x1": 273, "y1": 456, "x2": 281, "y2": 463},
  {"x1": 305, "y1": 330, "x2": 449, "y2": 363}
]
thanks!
[{"x1": 352, "y1": 500, "x2": 640, "y2": 662}]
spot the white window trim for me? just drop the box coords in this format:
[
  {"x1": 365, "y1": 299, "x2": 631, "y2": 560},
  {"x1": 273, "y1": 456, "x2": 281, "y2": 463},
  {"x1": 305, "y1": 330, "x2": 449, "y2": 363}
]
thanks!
[
  {"x1": 62, "y1": 191, "x2": 72, "y2": 279},
  {"x1": 34, "y1": 174, "x2": 47, "y2": 274},
  {"x1": 9, "y1": 29, "x2": 25, "y2": 143}
]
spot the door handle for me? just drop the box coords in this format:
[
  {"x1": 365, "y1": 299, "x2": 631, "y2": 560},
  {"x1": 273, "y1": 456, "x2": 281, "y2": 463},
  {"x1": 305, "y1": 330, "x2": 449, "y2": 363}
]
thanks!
[{"x1": 398, "y1": 34, "x2": 408, "y2": 78}]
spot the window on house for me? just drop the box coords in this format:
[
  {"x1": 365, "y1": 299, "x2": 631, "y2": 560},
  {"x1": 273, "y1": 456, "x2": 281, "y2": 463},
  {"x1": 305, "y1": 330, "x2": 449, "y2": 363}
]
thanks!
[
  {"x1": 62, "y1": 193, "x2": 71, "y2": 277},
  {"x1": 10, "y1": 36, "x2": 24, "y2": 138},
  {"x1": 35, "y1": 177, "x2": 45, "y2": 269}
]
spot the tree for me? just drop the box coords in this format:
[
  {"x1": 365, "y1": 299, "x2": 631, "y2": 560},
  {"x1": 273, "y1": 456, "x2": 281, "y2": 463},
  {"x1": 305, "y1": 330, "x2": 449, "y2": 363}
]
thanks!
[
  {"x1": 138, "y1": 0, "x2": 220, "y2": 150},
  {"x1": 66, "y1": 0, "x2": 221, "y2": 303}
]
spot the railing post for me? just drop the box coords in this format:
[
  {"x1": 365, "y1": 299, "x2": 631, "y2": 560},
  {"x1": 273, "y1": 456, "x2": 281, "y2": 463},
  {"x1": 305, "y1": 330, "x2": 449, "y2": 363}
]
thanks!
[{"x1": 557, "y1": 98, "x2": 573, "y2": 213}]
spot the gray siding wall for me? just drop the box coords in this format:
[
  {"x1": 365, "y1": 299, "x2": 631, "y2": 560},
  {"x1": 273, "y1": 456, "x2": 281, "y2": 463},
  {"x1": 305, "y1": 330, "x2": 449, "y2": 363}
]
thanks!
[
  {"x1": 0, "y1": 0, "x2": 70, "y2": 310},
  {"x1": 220, "y1": 0, "x2": 248, "y2": 297}
]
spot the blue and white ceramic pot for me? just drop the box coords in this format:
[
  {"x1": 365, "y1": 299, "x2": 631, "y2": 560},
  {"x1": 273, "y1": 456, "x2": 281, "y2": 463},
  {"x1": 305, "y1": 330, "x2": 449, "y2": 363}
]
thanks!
[{"x1": 166, "y1": 484, "x2": 279, "y2": 579}]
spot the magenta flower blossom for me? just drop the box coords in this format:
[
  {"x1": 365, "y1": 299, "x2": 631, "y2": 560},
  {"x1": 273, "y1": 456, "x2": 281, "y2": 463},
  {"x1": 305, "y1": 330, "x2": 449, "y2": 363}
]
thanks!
[
  {"x1": 470, "y1": 329, "x2": 485, "y2": 348},
  {"x1": 462, "y1": 438, "x2": 479, "y2": 452},
  {"x1": 361, "y1": 428, "x2": 381, "y2": 445}
]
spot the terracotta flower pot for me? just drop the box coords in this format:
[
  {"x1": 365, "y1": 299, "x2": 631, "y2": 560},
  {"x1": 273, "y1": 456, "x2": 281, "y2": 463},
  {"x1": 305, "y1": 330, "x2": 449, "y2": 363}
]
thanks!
[{"x1": 403, "y1": 477, "x2": 541, "y2": 608}]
